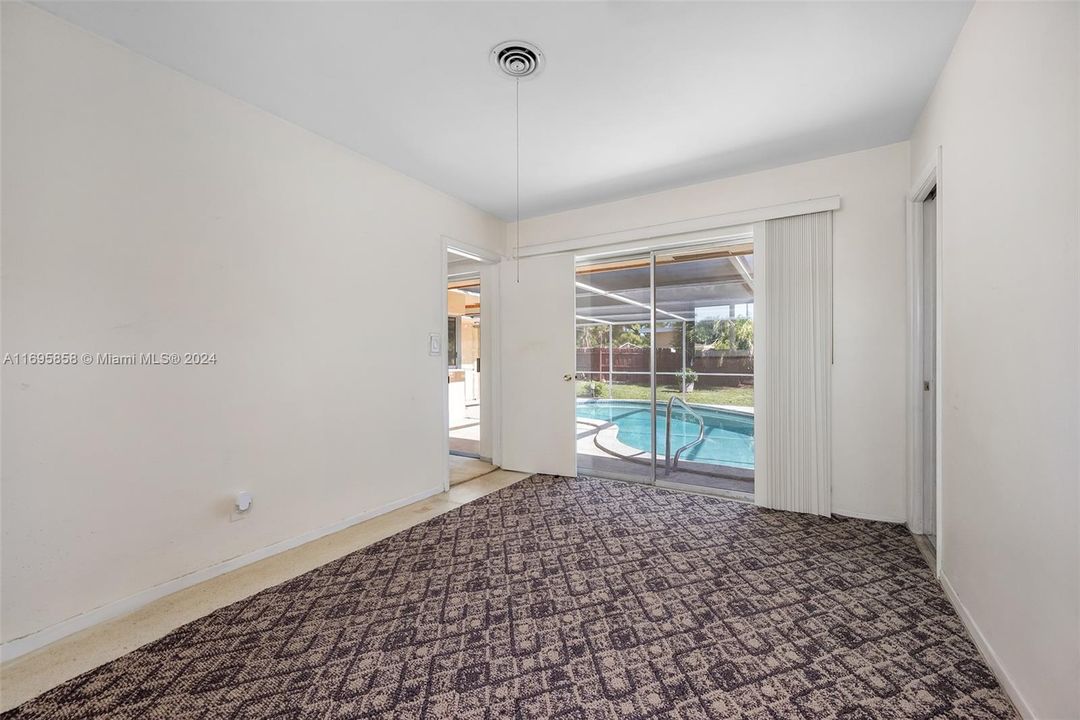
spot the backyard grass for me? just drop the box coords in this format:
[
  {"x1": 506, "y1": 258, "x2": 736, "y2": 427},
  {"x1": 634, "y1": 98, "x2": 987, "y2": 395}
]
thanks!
[{"x1": 577, "y1": 381, "x2": 753, "y2": 408}]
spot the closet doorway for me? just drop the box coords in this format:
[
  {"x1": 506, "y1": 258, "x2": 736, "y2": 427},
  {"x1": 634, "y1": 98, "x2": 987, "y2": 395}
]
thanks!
[{"x1": 908, "y1": 154, "x2": 942, "y2": 569}]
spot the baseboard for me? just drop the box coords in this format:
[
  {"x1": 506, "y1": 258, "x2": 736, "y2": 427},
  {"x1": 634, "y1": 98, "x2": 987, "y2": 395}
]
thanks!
[
  {"x1": 938, "y1": 572, "x2": 1035, "y2": 720},
  {"x1": 0, "y1": 485, "x2": 445, "y2": 663},
  {"x1": 830, "y1": 507, "x2": 906, "y2": 523}
]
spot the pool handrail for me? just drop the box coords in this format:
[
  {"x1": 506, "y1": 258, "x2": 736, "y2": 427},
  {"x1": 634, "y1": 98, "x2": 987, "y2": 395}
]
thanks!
[{"x1": 665, "y1": 396, "x2": 706, "y2": 475}]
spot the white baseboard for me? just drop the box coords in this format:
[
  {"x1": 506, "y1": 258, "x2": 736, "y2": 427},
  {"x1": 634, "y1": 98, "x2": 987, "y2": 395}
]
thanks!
[
  {"x1": 831, "y1": 507, "x2": 906, "y2": 523},
  {"x1": 938, "y1": 572, "x2": 1035, "y2": 720},
  {"x1": 0, "y1": 485, "x2": 444, "y2": 663}
]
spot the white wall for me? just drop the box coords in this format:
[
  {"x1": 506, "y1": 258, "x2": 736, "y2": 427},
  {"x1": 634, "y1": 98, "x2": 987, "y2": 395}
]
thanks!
[
  {"x1": 0, "y1": 3, "x2": 503, "y2": 647},
  {"x1": 909, "y1": 3, "x2": 1079, "y2": 718},
  {"x1": 513, "y1": 142, "x2": 912, "y2": 522}
]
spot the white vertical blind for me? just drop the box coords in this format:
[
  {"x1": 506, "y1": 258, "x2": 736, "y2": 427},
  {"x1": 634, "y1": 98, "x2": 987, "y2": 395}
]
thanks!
[{"x1": 754, "y1": 212, "x2": 833, "y2": 516}]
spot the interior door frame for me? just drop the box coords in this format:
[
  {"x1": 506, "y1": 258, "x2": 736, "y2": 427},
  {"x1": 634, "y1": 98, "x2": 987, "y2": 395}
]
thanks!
[
  {"x1": 906, "y1": 146, "x2": 943, "y2": 576},
  {"x1": 441, "y1": 236, "x2": 502, "y2": 491}
]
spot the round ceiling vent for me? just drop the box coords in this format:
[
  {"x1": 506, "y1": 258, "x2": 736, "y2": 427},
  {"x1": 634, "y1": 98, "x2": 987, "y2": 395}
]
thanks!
[{"x1": 491, "y1": 41, "x2": 544, "y2": 80}]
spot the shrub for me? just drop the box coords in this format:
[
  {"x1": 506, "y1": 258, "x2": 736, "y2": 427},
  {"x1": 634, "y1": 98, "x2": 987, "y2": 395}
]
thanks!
[
  {"x1": 583, "y1": 380, "x2": 605, "y2": 397},
  {"x1": 676, "y1": 368, "x2": 699, "y2": 386}
]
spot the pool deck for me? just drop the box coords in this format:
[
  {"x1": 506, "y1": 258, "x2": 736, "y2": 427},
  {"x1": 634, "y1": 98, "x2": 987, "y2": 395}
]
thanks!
[
  {"x1": 575, "y1": 414, "x2": 755, "y2": 496},
  {"x1": 577, "y1": 397, "x2": 754, "y2": 416},
  {"x1": 449, "y1": 400, "x2": 481, "y2": 456}
]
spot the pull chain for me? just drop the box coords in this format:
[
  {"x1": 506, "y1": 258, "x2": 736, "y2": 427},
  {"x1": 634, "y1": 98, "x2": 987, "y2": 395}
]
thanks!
[{"x1": 515, "y1": 77, "x2": 520, "y2": 283}]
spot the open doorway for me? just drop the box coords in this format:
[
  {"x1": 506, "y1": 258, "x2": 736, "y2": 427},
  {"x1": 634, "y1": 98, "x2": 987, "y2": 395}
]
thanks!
[
  {"x1": 446, "y1": 245, "x2": 498, "y2": 486},
  {"x1": 447, "y1": 276, "x2": 481, "y2": 457}
]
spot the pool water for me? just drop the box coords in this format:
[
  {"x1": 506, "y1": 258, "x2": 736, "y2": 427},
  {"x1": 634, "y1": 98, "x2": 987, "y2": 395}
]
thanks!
[{"x1": 576, "y1": 399, "x2": 754, "y2": 469}]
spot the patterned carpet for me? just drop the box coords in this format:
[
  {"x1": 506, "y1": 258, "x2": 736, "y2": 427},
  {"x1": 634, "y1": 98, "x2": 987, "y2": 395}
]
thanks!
[{"x1": 4, "y1": 475, "x2": 1016, "y2": 719}]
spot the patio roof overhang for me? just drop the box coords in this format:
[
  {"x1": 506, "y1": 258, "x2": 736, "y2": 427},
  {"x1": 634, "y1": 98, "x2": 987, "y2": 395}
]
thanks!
[{"x1": 576, "y1": 255, "x2": 753, "y2": 326}]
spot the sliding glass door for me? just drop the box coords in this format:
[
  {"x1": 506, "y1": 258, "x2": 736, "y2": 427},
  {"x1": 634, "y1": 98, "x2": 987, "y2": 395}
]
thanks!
[
  {"x1": 575, "y1": 240, "x2": 755, "y2": 496},
  {"x1": 575, "y1": 253, "x2": 654, "y2": 482},
  {"x1": 652, "y1": 244, "x2": 755, "y2": 494}
]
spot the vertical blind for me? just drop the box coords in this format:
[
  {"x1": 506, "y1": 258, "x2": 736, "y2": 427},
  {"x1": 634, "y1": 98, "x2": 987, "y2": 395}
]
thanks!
[{"x1": 754, "y1": 212, "x2": 833, "y2": 516}]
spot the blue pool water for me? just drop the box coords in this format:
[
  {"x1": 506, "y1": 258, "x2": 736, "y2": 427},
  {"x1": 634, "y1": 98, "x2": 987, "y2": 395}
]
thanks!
[{"x1": 576, "y1": 399, "x2": 754, "y2": 469}]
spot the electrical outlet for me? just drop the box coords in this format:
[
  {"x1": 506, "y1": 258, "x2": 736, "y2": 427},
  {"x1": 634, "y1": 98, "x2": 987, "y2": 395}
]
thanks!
[{"x1": 230, "y1": 491, "x2": 253, "y2": 522}]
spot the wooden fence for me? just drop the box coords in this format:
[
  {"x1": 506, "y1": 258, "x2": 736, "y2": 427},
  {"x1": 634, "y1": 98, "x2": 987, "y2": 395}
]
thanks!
[{"x1": 576, "y1": 347, "x2": 753, "y2": 387}]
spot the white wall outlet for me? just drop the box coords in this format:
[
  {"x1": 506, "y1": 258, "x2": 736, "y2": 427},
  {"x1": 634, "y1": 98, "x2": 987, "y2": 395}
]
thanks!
[
  {"x1": 428, "y1": 332, "x2": 442, "y2": 355},
  {"x1": 230, "y1": 491, "x2": 253, "y2": 522}
]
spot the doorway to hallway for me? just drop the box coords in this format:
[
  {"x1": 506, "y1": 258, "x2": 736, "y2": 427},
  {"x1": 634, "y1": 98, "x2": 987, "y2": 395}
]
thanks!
[
  {"x1": 447, "y1": 274, "x2": 482, "y2": 458},
  {"x1": 444, "y1": 242, "x2": 500, "y2": 487}
]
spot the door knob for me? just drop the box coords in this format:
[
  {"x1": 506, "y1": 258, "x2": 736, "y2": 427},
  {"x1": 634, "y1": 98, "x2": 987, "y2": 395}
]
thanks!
[{"x1": 563, "y1": 373, "x2": 573, "y2": 381}]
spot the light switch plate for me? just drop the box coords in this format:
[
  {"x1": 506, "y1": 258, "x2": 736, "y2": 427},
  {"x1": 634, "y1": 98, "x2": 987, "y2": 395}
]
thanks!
[{"x1": 428, "y1": 333, "x2": 441, "y2": 355}]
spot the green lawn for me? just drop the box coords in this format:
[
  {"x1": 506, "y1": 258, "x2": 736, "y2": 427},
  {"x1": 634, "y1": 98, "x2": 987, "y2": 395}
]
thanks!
[{"x1": 576, "y1": 381, "x2": 753, "y2": 408}]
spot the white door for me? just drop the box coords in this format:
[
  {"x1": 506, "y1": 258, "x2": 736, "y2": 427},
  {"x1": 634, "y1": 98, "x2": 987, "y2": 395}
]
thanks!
[{"x1": 499, "y1": 254, "x2": 577, "y2": 476}]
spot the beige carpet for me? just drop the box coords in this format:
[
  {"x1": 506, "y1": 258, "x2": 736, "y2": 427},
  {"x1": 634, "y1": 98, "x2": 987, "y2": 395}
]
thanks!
[{"x1": 2, "y1": 475, "x2": 1016, "y2": 719}]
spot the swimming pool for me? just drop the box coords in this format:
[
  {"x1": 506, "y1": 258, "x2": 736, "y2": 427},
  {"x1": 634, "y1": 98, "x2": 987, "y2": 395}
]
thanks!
[{"x1": 576, "y1": 399, "x2": 754, "y2": 469}]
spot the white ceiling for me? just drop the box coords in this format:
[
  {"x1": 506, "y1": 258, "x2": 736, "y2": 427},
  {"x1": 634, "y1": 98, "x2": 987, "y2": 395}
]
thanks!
[{"x1": 38, "y1": 1, "x2": 972, "y2": 221}]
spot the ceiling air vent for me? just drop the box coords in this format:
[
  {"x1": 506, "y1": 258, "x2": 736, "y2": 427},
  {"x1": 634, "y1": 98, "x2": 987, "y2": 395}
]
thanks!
[{"x1": 491, "y1": 41, "x2": 544, "y2": 80}]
